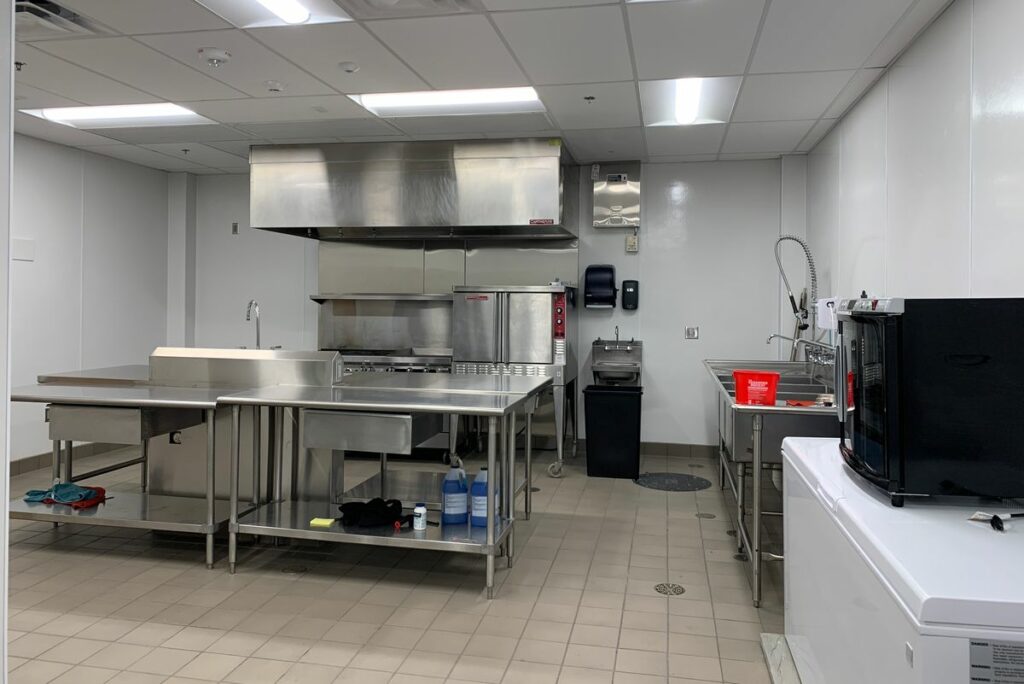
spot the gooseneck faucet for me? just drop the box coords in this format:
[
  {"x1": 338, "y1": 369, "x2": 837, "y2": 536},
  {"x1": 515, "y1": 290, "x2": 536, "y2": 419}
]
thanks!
[{"x1": 245, "y1": 299, "x2": 260, "y2": 349}]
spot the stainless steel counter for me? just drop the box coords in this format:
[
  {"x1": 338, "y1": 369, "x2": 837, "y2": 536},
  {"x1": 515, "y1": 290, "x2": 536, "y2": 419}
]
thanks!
[
  {"x1": 340, "y1": 373, "x2": 549, "y2": 396},
  {"x1": 37, "y1": 365, "x2": 151, "y2": 386},
  {"x1": 12, "y1": 384, "x2": 224, "y2": 409},
  {"x1": 218, "y1": 383, "x2": 543, "y2": 416}
]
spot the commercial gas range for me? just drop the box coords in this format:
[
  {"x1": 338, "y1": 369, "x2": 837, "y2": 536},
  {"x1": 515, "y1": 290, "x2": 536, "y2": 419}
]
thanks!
[{"x1": 338, "y1": 348, "x2": 452, "y2": 373}]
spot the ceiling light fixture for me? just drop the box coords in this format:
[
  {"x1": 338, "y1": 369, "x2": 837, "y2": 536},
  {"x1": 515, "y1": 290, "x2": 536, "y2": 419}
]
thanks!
[
  {"x1": 255, "y1": 0, "x2": 310, "y2": 24},
  {"x1": 675, "y1": 78, "x2": 703, "y2": 125},
  {"x1": 198, "y1": 47, "x2": 231, "y2": 68},
  {"x1": 20, "y1": 103, "x2": 213, "y2": 129},
  {"x1": 350, "y1": 86, "x2": 544, "y2": 118}
]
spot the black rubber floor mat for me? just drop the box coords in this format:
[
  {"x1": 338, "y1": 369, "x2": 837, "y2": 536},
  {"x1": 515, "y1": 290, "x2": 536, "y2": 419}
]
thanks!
[{"x1": 635, "y1": 472, "x2": 712, "y2": 492}]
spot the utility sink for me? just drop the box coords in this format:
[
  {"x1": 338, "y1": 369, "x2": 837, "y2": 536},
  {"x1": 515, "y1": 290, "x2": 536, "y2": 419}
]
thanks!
[{"x1": 705, "y1": 359, "x2": 838, "y2": 465}]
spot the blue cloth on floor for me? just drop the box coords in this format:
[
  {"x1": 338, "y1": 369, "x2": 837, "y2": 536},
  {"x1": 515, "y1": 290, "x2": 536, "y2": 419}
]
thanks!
[{"x1": 24, "y1": 482, "x2": 97, "y2": 504}]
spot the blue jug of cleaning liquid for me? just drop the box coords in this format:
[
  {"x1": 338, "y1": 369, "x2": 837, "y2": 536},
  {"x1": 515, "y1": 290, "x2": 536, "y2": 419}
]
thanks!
[
  {"x1": 471, "y1": 467, "x2": 500, "y2": 527},
  {"x1": 441, "y1": 465, "x2": 468, "y2": 525}
]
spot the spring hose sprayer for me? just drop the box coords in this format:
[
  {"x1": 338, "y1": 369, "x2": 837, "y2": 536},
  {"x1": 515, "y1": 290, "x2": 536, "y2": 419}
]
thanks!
[{"x1": 775, "y1": 235, "x2": 818, "y2": 331}]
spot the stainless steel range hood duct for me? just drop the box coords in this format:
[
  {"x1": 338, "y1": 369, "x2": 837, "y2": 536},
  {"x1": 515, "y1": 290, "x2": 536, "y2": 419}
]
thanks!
[{"x1": 250, "y1": 138, "x2": 578, "y2": 241}]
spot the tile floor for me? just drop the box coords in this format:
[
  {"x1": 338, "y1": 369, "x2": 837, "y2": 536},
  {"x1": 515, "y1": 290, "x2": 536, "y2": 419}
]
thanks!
[{"x1": 7, "y1": 445, "x2": 781, "y2": 683}]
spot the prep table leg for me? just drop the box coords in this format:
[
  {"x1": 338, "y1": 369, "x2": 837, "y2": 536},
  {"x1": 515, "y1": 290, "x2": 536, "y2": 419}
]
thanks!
[
  {"x1": 205, "y1": 408, "x2": 216, "y2": 569},
  {"x1": 506, "y1": 411, "x2": 516, "y2": 569},
  {"x1": 448, "y1": 414, "x2": 458, "y2": 464},
  {"x1": 486, "y1": 416, "x2": 497, "y2": 599},
  {"x1": 752, "y1": 414, "x2": 763, "y2": 608},
  {"x1": 266, "y1": 407, "x2": 280, "y2": 502},
  {"x1": 140, "y1": 439, "x2": 149, "y2": 493},
  {"x1": 737, "y1": 463, "x2": 746, "y2": 553},
  {"x1": 252, "y1": 407, "x2": 261, "y2": 506},
  {"x1": 379, "y1": 452, "x2": 387, "y2": 498},
  {"x1": 291, "y1": 409, "x2": 302, "y2": 501},
  {"x1": 525, "y1": 412, "x2": 532, "y2": 520},
  {"x1": 229, "y1": 404, "x2": 240, "y2": 574},
  {"x1": 553, "y1": 385, "x2": 565, "y2": 468},
  {"x1": 64, "y1": 440, "x2": 73, "y2": 482},
  {"x1": 498, "y1": 416, "x2": 506, "y2": 558},
  {"x1": 51, "y1": 440, "x2": 60, "y2": 485}
]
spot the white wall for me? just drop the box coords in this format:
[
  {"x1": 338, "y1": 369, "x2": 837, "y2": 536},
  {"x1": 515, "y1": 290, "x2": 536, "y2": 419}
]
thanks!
[
  {"x1": 578, "y1": 159, "x2": 799, "y2": 445},
  {"x1": 193, "y1": 174, "x2": 317, "y2": 351},
  {"x1": 806, "y1": 0, "x2": 1024, "y2": 300},
  {"x1": 10, "y1": 135, "x2": 169, "y2": 460},
  {"x1": 2, "y1": 0, "x2": 14, "y2": 666}
]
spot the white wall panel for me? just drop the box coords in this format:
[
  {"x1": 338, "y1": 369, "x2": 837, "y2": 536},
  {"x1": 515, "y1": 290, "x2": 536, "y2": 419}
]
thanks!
[
  {"x1": 884, "y1": 0, "x2": 971, "y2": 297},
  {"x1": 806, "y1": 129, "x2": 840, "y2": 299},
  {"x1": 837, "y1": 80, "x2": 887, "y2": 298},
  {"x1": 194, "y1": 174, "x2": 314, "y2": 351},
  {"x1": 970, "y1": 0, "x2": 1024, "y2": 296}
]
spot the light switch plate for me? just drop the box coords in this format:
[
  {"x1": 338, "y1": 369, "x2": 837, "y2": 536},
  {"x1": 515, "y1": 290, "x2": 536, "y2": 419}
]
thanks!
[
  {"x1": 625, "y1": 233, "x2": 639, "y2": 253},
  {"x1": 685, "y1": 326, "x2": 699, "y2": 340}
]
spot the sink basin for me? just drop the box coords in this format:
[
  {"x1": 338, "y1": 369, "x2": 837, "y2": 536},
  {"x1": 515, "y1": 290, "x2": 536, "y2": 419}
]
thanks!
[{"x1": 705, "y1": 359, "x2": 839, "y2": 464}]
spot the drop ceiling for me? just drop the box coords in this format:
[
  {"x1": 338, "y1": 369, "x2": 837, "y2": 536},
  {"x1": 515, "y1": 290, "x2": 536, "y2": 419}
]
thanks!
[{"x1": 13, "y1": 0, "x2": 952, "y2": 173}]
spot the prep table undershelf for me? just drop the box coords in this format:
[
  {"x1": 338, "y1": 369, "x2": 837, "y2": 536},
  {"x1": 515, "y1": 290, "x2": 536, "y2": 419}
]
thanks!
[
  {"x1": 342, "y1": 470, "x2": 529, "y2": 511},
  {"x1": 235, "y1": 500, "x2": 512, "y2": 553},
  {"x1": 9, "y1": 492, "x2": 230, "y2": 534}
]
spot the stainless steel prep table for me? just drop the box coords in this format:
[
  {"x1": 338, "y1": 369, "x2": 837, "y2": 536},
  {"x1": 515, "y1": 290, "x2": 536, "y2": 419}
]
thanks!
[
  {"x1": 219, "y1": 379, "x2": 550, "y2": 598},
  {"x1": 9, "y1": 383, "x2": 226, "y2": 568}
]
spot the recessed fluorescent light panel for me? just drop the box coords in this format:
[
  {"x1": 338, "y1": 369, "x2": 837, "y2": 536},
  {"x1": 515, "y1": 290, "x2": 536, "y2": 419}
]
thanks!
[
  {"x1": 639, "y1": 77, "x2": 742, "y2": 126},
  {"x1": 20, "y1": 103, "x2": 214, "y2": 129},
  {"x1": 350, "y1": 87, "x2": 545, "y2": 118},
  {"x1": 195, "y1": 0, "x2": 350, "y2": 28}
]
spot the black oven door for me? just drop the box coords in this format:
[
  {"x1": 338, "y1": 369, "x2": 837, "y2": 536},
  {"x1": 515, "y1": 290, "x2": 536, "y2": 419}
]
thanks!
[{"x1": 839, "y1": 313, "x2": 902, "y2": 498}]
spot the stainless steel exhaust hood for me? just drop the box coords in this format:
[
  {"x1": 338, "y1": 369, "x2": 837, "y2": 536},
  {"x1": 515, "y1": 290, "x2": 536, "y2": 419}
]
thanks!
[{"x1": 250, "y1": 138, "x2": 579, "y2": 241}]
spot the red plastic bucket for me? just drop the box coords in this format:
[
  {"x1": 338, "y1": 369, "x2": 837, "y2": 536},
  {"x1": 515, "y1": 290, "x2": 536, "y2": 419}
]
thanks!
[{"x1": 733, "y1": 370, "x2": 781, "y2": 406}]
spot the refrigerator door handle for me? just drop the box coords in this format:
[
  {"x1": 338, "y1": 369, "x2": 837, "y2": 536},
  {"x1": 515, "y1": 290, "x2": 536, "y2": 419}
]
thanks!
[{"x1": 499, "y1": 293, "x2": 509, "y2": 364}]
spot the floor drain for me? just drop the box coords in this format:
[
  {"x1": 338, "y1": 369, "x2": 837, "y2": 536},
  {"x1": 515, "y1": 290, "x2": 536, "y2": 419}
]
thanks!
[
  {"x1": 280, "y1": 565, "x2": 308, "y2": 575},
  {"x1": 734, "y1": 553, "x2": 749, "y2": 562},
  {"x1": 696, "y1": 512, "x2": 716, "y2": 519},
  {"x1": 635, "y1": 472, "x2": 712, "y2": 492},
  {"x1": 531, "y1": 487, "x2": 541, "y2": 492},
  {"x1": 727, "y1": 529, "x2": 737, "y2": 537},
  {"x1": 654, "y1": 583, "x2": 686, "y2": 596}
]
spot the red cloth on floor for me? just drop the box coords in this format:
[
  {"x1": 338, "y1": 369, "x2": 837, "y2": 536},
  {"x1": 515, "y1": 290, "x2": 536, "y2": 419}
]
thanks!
[{"x1": 43, "y1": 486, "x2": 107, "y2": 509}]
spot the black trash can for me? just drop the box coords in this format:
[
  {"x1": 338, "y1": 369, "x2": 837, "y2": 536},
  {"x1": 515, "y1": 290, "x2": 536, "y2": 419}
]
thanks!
[{"x1": 583, "y1": 385, "x2": 642, "y2": 479}]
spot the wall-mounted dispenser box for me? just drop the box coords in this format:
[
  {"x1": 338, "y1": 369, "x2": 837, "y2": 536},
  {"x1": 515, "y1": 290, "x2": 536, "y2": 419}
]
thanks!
[
  {"x1": 584, "y1": 265, "x2": 617, "y2": 308},
  {"x1": 591, "y1": 161, "x2": 640, "y2": 229},
  {"x1": 622, "y1": 280, "x2": 639, "y2": 310}
]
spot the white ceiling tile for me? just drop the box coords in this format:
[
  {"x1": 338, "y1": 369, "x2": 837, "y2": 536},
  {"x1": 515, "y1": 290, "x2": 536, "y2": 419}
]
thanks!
[
  {"x1": 407, "y1": 133, "x2": 487, "y2": 140},
  {"x1": 34, "y1": 37, "x2": 246, "y2": 101},
  {"x1": 388, "y1": 112, "x2": 553, "y2": 136},
  {"x1": 733, "y1": 70, "x2": 854, "y2": 122},
  {"x1": 561, "y1": 127, "x2": 646, "y2": 162},
  {"x1": 869, "y1": 0, "x2": 952, "y2": 67},
  {"x1": 751, "y1": 0, "x2": 915, "y2": 73},
  {"x1": 628, "y1": 0, "x2": 765, "y2": 79},
  {"x1": 484, "y1": 130, "x2": 560, "y2": 139},
  {"x1": 188, "y1": 95, "x2": 369, "y2": 123},
  {"x1": 367, "y1": 15, "x2": 526, "y2": 89},
  {"x1": 235, "y1": 119, "x2": 402, "y2": 139},
  {"x1": 336, "y1": 134, "x2": 411, "y2": 142},
  {"x1": 204, "y1": 140, "x2": 260, "y2": 157},
  {"x1": 795, "y1": 118, "x2": 838, "y2": 152},
  {"x1": 718, "y1": 152, "x2": 783, "y2": 160},
  {"x1": 721, "y1": 120, "x2": 815, "y2": 153},
  {"x1": 248, "y1": 23, "x2": 427, "y2": 95},
  {"x1": 15, "y1": 44, "x2": 159, "y2": 105},
  {"x1": 80, "y1": 144, "x2": 210, "y2": 171},
  {"x1": 14, "y1": 83, "x2": 82, "y2": 109},
  {"x1": 648, "y1": 154, "x2": 719, "y2": 163},
  {"x1": 483, "y1": 0, "x2": 610, "y2": 8},
  {"x1": 56, "y1": 0, "x2": 231, "y2": 34},
  {"x1": 537, "y1": 82, "x2": 640, "y2": 130},
  {"x1": 639, "y1": 76, "x2": 742, "y2": 126},
  {"x1": 493, "y1": 7, "x2": 633, "y2": 85},
  {"x1": 141, "y1": 142, "x2": 248, "y2": 167},
  {"x1": 14, "y1": 112, "x2": 119, "y2": 146},
  {"x1": 138, "y1": 30, "x2": 334, "y2": 98},
  {"x1": 89, "y1": 123, "x2": 255, "y2": 144},
  {"x1": 823, "y1": 68, "x2": 885, "y2": 119},
  {"x1": 645, "y1": 124, "x2": 726, "y2": 156}
]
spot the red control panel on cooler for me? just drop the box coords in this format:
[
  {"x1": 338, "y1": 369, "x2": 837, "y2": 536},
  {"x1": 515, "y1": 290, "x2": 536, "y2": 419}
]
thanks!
[{"x1": 553, "y1": 293, "x2": 566, "y2": 340}]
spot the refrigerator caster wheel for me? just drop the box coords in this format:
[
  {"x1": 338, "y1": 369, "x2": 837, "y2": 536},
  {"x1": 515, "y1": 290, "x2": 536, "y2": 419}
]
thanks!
[{"x1": 547, "y1": 462, "x2": 563, "y2": 478}]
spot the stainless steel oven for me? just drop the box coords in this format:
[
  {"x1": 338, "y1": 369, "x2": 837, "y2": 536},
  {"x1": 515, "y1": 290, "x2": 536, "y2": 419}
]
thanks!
[{"x1": 837, "y1": 297, "x2": 1024, "y2": 506}]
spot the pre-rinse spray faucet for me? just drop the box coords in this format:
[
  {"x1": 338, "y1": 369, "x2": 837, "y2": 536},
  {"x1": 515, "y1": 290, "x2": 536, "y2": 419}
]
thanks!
[{"x1": 245, "y1": 299, "x2": 260, "y2": 349}]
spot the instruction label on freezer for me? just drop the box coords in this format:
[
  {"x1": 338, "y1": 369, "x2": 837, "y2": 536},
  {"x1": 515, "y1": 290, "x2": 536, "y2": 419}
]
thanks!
[{"x1": 970, "y1": 639, "x2": 1024, "y2": 683}]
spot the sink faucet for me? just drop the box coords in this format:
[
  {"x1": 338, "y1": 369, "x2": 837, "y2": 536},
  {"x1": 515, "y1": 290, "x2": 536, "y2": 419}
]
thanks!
[
  {"x1": 246, "y1": 300, "x2": 260, "y2": 349},
  {"x1": 615, "y1": 325, "x2": 619, "y2": 344},
  {"x1": 766, "y1": 334, "x2": 832, "y2": 352}
]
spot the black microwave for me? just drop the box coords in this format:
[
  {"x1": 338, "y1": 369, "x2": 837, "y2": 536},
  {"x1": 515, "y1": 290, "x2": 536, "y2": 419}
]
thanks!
[{"x1": 837, "y1": 297, "x2": 1024, "y2": 506}]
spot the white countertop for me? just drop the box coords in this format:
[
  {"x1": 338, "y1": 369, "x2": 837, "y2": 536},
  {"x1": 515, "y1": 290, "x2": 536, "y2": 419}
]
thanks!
[{"x1": 783, "y1": 437, "x2": 1024, "y2": 631}]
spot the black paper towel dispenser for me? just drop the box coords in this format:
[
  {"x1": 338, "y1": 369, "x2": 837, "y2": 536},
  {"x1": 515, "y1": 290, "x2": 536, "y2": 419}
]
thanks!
[{"x1": 584, "y1": 265, "x2": 617, "y2": 308}]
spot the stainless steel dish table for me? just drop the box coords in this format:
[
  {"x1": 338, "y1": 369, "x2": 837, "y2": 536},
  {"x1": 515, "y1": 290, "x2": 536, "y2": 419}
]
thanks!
[
  {"x1": 705, "y1": 360, "x2": 836, "y2": 606},
  {"x1": 9, "y1": 384, "x2": 228, "y2": 568},
  {"x1": 219, "y1": 380, "x2": 549, "y2": 598}
]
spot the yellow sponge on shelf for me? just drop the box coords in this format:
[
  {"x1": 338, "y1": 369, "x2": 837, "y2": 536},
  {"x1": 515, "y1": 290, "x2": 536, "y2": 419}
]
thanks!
[{"x1": 309, "y1": 518, "x2": 335, "y2": 528}]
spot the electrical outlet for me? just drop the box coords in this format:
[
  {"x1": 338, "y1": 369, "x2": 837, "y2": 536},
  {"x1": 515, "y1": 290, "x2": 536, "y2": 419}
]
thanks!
[
  {"x1": 685, "y1": 326, "x2": 700, "y2": 340},
  {"x1": 625, "y1": 233, "x2": 639, "y2": 253},
  {"x1": 231, "y1": 222, "x2": 238, "y2": 235}
]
